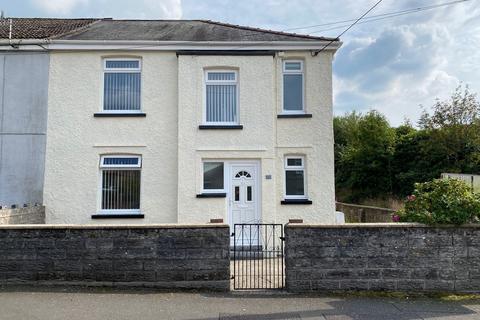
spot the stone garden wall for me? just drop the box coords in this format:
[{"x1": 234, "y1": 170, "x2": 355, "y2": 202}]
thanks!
[
  {"x1": 285, "y1": 223, "x2": 480, "y2": 293},
  {"x1": 0, "y1": 224, "x2": 230, "y2": 290}
]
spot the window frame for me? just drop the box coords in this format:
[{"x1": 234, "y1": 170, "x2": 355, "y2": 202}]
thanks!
[
  {"x1": 98, "y1": 155, "x2": 142, "y2": 215},
  {"x1": 101, "y1": 57, "x2": 142, "y2": 114},
  {"x1": 201, "y1": 160, "x2": 226, "y2": 193},
  {"x1": 284, "y1": 155, "x2": 307, "y2": 199},
  {"x1": 203, "y1": 69, "x2": 240, "y2": 125},
  {"x1": 281, "y1": 60, "x2": 305, "y2": 114}
]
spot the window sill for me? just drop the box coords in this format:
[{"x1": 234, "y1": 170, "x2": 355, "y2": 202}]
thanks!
[
  {"x1": 91, "y1": 213, "x2": 145, "y2": 219},
  {"x1": 281, "y1": 199, "x2": 313, "y2": 205},
  {"x1": 196, "y1": 193, "x2": 227, "y2": 198},
  {"x1": 277, "y1": 114, "x2": 312, "y2": 118},
  {"x1": 199, "y1": 125, "x2": 243, "y2": 130},
  {"x1": 94, "y1": 113, "x2": 146, "y2": 117}
]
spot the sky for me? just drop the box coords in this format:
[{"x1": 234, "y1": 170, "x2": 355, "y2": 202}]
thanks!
[{"x1": 1, "y1": 0, "x2": 479, "y2": 126}]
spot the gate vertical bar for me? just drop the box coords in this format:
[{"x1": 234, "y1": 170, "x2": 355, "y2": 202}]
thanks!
[
  {"x1": 233, "y1": 225, "x2": 236, "y2": 290},
  {"x1": 273, "y1": 225, "x2": 276, "y2": 288},
  {"x1": 281, "y1": 224, "x2": 284, "y2": 288}
]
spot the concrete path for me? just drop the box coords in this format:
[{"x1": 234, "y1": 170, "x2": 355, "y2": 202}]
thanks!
[{"x1": 0, "y1": 289, "x2": 479, "y2": 319}]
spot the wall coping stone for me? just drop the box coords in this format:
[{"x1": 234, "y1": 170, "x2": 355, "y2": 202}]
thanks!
[
  {"x1": 286, "y1": 222, "x2": 480, "y2": 228},
  {"x1": 0, "y1": 223, "x2": 230, "y2": 230}
]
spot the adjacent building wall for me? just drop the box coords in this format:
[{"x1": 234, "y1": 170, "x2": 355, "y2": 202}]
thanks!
[{"x1": 0, "y1": 52, "x2": 49, "y2": 207}]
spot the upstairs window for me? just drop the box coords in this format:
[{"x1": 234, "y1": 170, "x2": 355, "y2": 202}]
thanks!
[
  {"x1": 282, "y1": 61, "x2": 304, "y2": 113},
  {"x1": 284, "y1": 156, "x2": 306, "y2": 199},
  {"x1": 103, "y1": 58, "x2": 141, "y2": 112},
  {"x1": 100, "y1": 155, "x2": 141, "y2": 213},
  {"x1": 205, "y1": 70, "x2": 238, "y2": 124}
]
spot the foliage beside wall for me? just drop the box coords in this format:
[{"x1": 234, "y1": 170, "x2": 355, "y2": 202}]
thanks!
[
  {"x1": 335, "y1": 85, "x2": 480, "y2": 204},
  {"x1": 396, "y1": 179, "x2": 480, "y2": 225}
]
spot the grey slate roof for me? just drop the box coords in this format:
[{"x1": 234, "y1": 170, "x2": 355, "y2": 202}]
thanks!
[{"x1": 0, "y1": 18, "x2": 336, "y2": 42}]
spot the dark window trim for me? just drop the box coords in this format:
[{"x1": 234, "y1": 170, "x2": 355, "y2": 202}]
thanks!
[
  {"x1": 91, "y1": 214, "x2": 145, "y2": 219},
  {"x1": 277, "y1": 114, "x2": 313, "y2": 118},
  {"x1": 196, "y1": 193, "x2": 227, "y2": 198},
  {"x1": 176, "y1": 50, "x2": 276, "y2": 56},
  {"x1": 281, "y1": 199, "x2": 313, "y2": 205},
  {"x1": 94, "y1": 113, "x2": 146, "y2": 117},
  {"x1": 199, "y1": 125, "x2": 243, "y2": 130}
]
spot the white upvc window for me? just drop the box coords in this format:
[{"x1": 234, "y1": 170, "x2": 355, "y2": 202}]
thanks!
[
  {"x1": 282, "y1": 60, "x2": 304, "y2": 113},
  {"x1": 99, "y1": 155, "x2": 142, "y2": 214},
  {"x1": 102, "y1": 58, "x2": 142, "y2": 113},
  {"x1": 202, "y1": 161, "x2": 225, "y2": 193},
  {"x1": 284, "y1": 156, "x2": 307, "y2": 199},
  {"x1": 204, "y1": 70, "x2": 239, "y2": 125}
]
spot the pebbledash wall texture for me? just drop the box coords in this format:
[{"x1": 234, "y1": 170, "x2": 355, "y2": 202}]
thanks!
[
  {"x1": 44, "y1": 50, "x2": 336, "y2": 225},
  {"x1": 285, "y1": 224, "x2": 480, "y2": 293},
  {"x1": 0, "y1": 224, "x2": 230, "y2": 290},
  {"x1": 177, "y1": 51, "x2": 335, "y2": 225}
]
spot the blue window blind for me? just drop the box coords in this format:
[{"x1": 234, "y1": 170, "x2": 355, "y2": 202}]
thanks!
[
  {"x1": 205, "y1": 71, "x2": 237, "y2": 123},
  {"x1": 103, "y1": 157, "x2": 139, "y2": 166},
  {"x1": 102, "y1": 170, "x2": 140, "y2": 210},
  {"x1": 104, "y1": 60, "x2": 141, "y2": 111},
  {"x1": 206, "y1": 84, "x2": 237, "y2": 123},
  {"x1": 208, "y1": 72, "x2": 236, "y2": 81},
  {"x1": 105, "y1": 60, "x2": 140, "y2": 69}
]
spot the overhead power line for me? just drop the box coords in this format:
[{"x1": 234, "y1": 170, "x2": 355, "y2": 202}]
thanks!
[
  {"x1": 314, "y1": 0, "x2": 384, "y2": 54},
  {"x1": 283, "y1": 0, "x2": 470, "y2": 32},
  {"x1": 211, "y1": 0, "x2": 472, "y2": 45}
]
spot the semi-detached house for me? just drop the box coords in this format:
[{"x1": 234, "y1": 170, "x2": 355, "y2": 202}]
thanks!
[{"x1": 0, "y1": 18, "x2": 342, "y2": 226}]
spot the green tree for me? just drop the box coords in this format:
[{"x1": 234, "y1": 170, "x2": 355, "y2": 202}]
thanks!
[
  {"x1": 334, "y1": 86, "x2": 480, "y2": 205},
  {"x1": 419, "y1": 85, "x2": 480, "y2": 174},
  {"x1": 335, "y1": 110, "x2": 396, "y2": 202}
]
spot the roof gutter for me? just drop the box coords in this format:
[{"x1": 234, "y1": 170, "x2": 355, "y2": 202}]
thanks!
[{"x1": 0, "y1": 39, "x2": 342, "y2": 52}]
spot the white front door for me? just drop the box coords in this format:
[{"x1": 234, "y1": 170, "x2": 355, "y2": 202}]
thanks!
[{"x1": 229, "y1": 162, "x2": 260, "y2": 227}]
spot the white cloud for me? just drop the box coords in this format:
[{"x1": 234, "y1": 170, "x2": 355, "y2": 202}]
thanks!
[
  {"x1": 144, "y1": 0, "x2": 182, "y2": 19},
  {"x1": 330, "y1": 0, "x2": 480, "y2": 126},
  {"x1": 31, "y1": 0, "x2": 89, "y2": 15},
  {"x1": 31, "y1": 0, "x2": 182, "y2": 18}
]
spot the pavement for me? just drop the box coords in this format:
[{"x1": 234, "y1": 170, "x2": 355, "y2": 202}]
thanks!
[{"x1": 0, "y1": 289, "x2": 480, "y2": 320}]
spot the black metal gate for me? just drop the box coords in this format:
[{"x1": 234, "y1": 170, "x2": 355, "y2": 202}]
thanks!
[{"x1": 231, "y1": 224, "x2": 285, "y2": 290}]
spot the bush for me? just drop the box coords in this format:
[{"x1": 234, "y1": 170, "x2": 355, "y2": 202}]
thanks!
[{"x1": 395, "y1": 178, "x2": 480, "y2": 225}]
